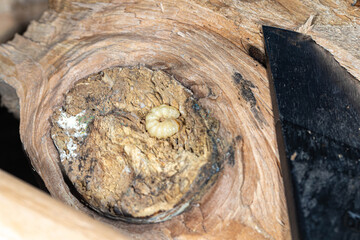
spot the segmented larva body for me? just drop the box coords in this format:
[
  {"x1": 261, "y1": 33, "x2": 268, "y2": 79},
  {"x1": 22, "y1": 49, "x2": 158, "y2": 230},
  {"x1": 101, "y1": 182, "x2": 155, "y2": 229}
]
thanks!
[{"x1": 146, "y1": 104, "x2": 180, "y2": 139}]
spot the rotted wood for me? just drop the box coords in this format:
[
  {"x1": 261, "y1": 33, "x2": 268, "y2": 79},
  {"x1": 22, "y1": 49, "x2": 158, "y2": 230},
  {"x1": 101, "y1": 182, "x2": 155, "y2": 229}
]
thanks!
[
  {"x1": 0, "y1": 0, "x2": 359, "y2": 239},
  {"x1": 50, "y1": 66, "x2": 224, "y2": 223}
]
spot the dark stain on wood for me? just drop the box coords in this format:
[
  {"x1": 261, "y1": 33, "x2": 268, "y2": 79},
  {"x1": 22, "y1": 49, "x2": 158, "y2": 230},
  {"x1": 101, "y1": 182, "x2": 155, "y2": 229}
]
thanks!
[
  {"x1": 226, "y1": 145, "x2": 235, "y2": 166},
  {"x1": 247, "y1": 44, "x2": 266, "y2": 67},
  {"x1": 233, "y1": 72, "x2": 268, "y2": 126},
  {"x1": 233, "y1": 72, "x2": 257, "y2": 107},
  {"x1": 226, "y1": 136, "x2": 243, "y2": 167}
]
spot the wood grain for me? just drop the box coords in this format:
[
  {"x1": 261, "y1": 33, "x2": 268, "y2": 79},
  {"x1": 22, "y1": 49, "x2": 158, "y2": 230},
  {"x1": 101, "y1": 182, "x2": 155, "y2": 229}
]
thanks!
[
  {"x1": 0, "y1": 0, "x2": 358, "y2": 239},
  {"x1": 0, "y1": 170, "x2": 129, "y2": 240}
]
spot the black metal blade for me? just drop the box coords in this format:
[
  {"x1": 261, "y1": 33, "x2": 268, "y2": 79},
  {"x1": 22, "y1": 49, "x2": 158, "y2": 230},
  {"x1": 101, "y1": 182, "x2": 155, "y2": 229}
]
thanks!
[{"x1": 264, "y1": 26, "x2": 360, "y2": 240}]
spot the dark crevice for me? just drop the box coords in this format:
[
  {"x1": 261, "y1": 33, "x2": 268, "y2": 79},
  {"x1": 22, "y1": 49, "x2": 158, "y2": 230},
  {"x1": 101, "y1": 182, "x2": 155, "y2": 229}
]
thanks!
[
  {"x1": 248, "y1": 44, "x2": 266, "y2": 68},
  {"x1": 0, "y1": 105, "x2": 48, "y2": 193}
]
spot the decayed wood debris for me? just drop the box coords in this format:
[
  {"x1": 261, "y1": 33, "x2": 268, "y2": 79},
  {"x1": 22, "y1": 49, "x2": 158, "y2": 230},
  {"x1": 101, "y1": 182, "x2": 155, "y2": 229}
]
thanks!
[
  {"x1": 51, "y1": 66, "x2": 225, "y2": 223},
  {"x1": 0, "y1": 0, "x2": 358, "y2": 239}
]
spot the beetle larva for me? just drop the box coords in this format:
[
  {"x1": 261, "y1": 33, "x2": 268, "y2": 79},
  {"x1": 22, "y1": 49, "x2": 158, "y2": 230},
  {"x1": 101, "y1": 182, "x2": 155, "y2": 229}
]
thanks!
[
  {"x1": 50, "y1": 66, "x2": 223, "y2": 223},
  {"x1": 146, "y1": 104, "x2": 180, "y2": 139}
]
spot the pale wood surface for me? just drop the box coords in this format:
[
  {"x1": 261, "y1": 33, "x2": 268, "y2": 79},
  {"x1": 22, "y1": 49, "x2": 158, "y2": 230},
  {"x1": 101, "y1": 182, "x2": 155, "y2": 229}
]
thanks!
[
  {"x1": 0, "y1": 0, "x2": 48, "y2": 116},
  {"x1": 0, "y1": 0, "x2": 358, "y2": 239},
  {"x1": 0, "y1": 170, "x2": 129, "y2": 240},
  {"x1": 0, "y1": 0, "x2": 48, "y2": 43}
]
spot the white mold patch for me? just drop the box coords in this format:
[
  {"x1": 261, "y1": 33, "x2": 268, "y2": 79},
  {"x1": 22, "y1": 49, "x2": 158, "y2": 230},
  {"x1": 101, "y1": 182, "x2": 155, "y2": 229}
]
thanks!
[{"x1": 52, "y1": 109, "x2": 91, "y2": 162}]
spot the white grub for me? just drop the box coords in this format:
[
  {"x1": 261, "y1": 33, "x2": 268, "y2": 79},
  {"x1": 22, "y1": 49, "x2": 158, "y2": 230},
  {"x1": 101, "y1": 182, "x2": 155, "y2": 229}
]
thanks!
[{"x1": 145, "y1": 104, "x2": 180, "y2": 139}]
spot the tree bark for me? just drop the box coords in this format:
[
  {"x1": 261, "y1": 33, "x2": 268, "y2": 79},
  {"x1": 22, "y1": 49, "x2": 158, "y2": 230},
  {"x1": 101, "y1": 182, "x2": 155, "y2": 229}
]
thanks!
[{"x1": 0, "y1": 0, "x2": 358, "y2": 239}]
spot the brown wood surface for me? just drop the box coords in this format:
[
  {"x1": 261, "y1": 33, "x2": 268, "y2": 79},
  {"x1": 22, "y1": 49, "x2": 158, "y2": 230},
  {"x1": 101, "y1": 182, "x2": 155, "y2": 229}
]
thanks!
[
  {"x1": 0, "y1": 0, "x2": 48, "y2": 43},
  {"x1": 0, "y1": 170, "x2": 129, "y2": 240},
  {"x1": 0, "y1": 0, "x2": 358, "y2": 239},
  {"x1": 0, "y1": 0, "x2": 48, "y2": 117}
]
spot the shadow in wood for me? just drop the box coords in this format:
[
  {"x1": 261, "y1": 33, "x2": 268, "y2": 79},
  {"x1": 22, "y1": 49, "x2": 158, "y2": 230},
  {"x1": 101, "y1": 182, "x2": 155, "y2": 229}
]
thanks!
[{"x1": 0, "y1": 106, "x2": 48, "y2": 193}]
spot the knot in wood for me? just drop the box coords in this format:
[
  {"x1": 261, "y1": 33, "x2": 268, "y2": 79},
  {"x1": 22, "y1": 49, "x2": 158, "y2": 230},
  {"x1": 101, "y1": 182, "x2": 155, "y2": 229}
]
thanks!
[{"x1": 50, "y1": 66, "x2": 223, "y2": 223}]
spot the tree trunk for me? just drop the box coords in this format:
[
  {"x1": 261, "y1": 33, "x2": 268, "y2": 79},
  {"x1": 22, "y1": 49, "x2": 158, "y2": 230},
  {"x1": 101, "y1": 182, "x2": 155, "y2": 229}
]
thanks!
[{"x1": 0, "y1": 0, "x2": 358, "y2": 239}]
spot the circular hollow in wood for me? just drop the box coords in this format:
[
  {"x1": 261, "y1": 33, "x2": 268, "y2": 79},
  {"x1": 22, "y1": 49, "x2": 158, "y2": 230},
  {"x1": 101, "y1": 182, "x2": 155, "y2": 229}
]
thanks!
[
  {"x1": 50, "y1": 66, "x2": 225, "y2": 223},
  {"x1": 4, "y1": 0, "x2": 346, "y2": 237}
]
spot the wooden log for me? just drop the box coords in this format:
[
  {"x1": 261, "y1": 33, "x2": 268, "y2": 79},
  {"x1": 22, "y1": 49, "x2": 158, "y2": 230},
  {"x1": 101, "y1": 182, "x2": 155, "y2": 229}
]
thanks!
[
  {"x1": 0, "y1": 0, "x2": 358, "y2": 239},
  {"x1": 0, "y1": 0, "x2": 48, "y2": 43},
  {"x1": 0, "y1": 0, "x2": 48, "y2": 117},
  {"x1": 0, "y1": 170, "x2": 129, "y2": 240}
]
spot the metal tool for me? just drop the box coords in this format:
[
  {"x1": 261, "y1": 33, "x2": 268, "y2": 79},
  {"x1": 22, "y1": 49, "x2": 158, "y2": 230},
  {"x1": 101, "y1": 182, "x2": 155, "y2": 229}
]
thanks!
[{"x1": 263, "y1": 26, "x2": 360, "y2": 240}]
